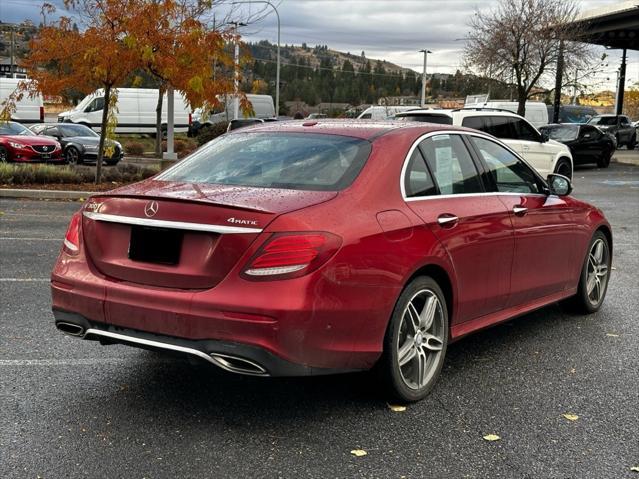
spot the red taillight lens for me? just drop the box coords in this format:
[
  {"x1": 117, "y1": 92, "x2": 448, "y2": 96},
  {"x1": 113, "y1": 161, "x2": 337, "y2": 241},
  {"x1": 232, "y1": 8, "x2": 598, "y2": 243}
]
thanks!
[
  {"x1": 63, "y1": 212, "x2": 81, "y2": 255},
  {"x1": 40, "y1": 106, "x2": 45, "y2": 122},
  {"x1": 242, "y1": 232, "x2": 341, "y2": 280}
]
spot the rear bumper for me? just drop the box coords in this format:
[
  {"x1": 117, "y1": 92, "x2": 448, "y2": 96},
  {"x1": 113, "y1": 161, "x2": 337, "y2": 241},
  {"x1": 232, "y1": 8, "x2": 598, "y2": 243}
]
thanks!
[{"x1": 53, "y1": 309, "x2": 356, "y2": 377}]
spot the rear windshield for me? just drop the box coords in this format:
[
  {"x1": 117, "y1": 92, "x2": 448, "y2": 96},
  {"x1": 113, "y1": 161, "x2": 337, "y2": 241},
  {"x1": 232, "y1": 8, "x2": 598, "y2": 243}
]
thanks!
[
  {"x1": 158, "y1": 132, "x2": 372, "y2": 191},
  {"x1": 541, "y1": 124, "x2": 579, "y2": 141},
  {"x1": 589, "y1": 116, "x2": 616, "y2": 126},
  {"x1": 396, "y1": 114, "x2": 453, "y2": 125}
]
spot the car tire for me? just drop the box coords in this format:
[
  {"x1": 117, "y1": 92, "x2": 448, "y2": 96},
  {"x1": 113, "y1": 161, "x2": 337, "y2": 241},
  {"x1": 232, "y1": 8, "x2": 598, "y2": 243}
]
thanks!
[
  {"x1": 378, "y1": 276, "x2": 449, "y2": 402},
  {"x1": 65, "y1": 146, "x2": 81, "y2": 165},
  {"x1": 597, "y1": 149, "x2": 612, "y2": 168},
  {"x1": 554, "y1": 157, "x2": 573, "y2": 180},
  {"x1": 564, "y1": 230, "x2": 611, "y2": 314},
  {"x1": 0, "y1": 146, "x2": 8, "y2": 163}
]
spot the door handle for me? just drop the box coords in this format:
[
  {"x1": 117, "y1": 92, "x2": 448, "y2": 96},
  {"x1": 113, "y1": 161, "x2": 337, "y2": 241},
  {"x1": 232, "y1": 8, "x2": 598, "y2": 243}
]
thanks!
[
  {"x1": 437, "y1": 214, "x2": 459, "y2": 227},
  {"x1": 513, "y1": 206, "x2": 528, "y2": 216}
]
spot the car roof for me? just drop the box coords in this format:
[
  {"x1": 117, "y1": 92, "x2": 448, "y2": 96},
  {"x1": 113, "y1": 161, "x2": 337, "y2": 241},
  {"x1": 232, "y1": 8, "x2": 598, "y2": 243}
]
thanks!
[
  {"x1": 228, "y1": 119, "x2": 474, "y2": 140},
  {"x1": 395, "y1": 108, "x2": 524, "y2": 120}
]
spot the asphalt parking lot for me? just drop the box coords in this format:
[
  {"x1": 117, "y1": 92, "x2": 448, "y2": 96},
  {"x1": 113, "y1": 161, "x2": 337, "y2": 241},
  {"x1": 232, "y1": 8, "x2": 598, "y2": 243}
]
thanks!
[{"x1": 1, "y1": 158, "x2": 638, "y2": 479}]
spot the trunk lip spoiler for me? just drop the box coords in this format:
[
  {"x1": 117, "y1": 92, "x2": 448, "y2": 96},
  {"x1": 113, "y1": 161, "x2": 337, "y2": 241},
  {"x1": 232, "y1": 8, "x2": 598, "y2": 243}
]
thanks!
[{"x1": 82, "y1": 211, "x2": 263, "y2": 234}]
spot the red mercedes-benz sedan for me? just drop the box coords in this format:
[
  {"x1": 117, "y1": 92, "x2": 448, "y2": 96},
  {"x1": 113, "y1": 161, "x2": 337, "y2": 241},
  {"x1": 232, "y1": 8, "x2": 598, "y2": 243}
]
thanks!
[
  {"x1": 51, "y1": 121, "x2": 612, "y2": 401},
  {"x1": 0, "y1": 121, "x2": 62, "y2": 163}
]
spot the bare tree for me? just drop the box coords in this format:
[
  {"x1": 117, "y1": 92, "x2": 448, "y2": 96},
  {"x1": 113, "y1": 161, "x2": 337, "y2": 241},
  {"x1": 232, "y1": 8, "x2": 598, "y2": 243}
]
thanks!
[{"x1": 463, "y1": 0, "x2": 594, "y2": 116}]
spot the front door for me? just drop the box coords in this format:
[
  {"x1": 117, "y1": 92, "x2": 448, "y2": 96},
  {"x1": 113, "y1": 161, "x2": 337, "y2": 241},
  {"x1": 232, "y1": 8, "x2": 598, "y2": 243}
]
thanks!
[
  {"x1": 468, "y1": 135, "x2": 578, "y2": 307},
  {"x1": 403, "y1": 133, "x2": 514, "y2": 324}
]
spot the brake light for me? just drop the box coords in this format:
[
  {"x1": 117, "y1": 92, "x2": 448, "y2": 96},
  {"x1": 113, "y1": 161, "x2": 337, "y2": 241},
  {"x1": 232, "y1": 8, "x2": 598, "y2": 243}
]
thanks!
[
  {"x1": 63, "y1": 212, "x2": 81, "y2": 255},
  {"x1": 40, "y1": 106, "x2": 45, "y2": 122},
  {"x1": 242, "y1": 232, "x2": 341, "y2": 280}
]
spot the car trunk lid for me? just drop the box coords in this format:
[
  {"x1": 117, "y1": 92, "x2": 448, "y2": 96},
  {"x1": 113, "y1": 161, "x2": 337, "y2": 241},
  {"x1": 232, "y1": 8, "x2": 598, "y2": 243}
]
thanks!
[{"x1": 81, "y1": 180, "x2": 336, "y2": 289}]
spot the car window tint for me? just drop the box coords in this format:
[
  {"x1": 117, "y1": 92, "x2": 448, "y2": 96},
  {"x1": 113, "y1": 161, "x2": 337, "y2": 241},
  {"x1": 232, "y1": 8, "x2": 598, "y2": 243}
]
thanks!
[
  {"x1": 359, "y1": 113, "x2": 372, "y2": 119},
  {"x1": 486, "y1": 116, "x2": 516, "y2": 139},
  {"x1": 620, "y1": 116, "x2": 630, "y2": 125},
  {"x1": 398, "y1": 114, "x2": 453, "y2": 125},
  {"x1": 419, "y1": 134, "x2": 483, "y2": 195},
  {"x1": 471, "y1": 137, "x2": 541, "y2": 194},
  {"x1": 158, "y1": 132, "x2": 372, "y2": 191},
  {"x1": 512, "y1": 118, "x2": 539, "y2": 142},
  {"x1": 45, "y1": 126, "x2": 60, "y2": 136},
  {"x1": 461, "y1": 116, "x2": 486, "y2": 131},
  {"x1": 404, "y1": 148, "x2": 437, "y2": 197}
]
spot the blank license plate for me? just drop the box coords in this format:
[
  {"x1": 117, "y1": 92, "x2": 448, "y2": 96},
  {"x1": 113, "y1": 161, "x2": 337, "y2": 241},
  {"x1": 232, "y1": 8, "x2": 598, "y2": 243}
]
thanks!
[{"x1": 129, "y1": 226, "x2": 183, "y2": 265}]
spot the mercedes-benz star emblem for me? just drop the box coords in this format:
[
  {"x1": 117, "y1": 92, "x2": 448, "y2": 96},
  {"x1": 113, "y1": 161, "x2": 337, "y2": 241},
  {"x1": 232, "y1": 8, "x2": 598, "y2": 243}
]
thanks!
[{"x1": 144, "y1": 201, "x2": 159, "y2": 217}]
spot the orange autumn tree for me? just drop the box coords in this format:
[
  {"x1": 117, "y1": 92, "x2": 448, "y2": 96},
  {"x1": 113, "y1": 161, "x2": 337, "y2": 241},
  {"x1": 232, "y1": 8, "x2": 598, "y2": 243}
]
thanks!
[
  {"x1": 20, "y1": 0, "x2": 142, "y2": 183},
  {"x1": 128, "y1": 0, "x2": 248, "y2": 157}
]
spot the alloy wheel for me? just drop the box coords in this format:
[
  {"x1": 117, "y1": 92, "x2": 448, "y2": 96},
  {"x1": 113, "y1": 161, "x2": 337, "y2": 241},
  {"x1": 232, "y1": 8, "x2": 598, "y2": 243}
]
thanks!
[
  {"x1": 66, "y1": 147, "x2": 79, "y2": 165},
  {"x1": 396, "y1": 289, "x2": 445, "y2": 390},
  {"x1": 586, "y1": 238, "x2": 609, "y2": 306}
]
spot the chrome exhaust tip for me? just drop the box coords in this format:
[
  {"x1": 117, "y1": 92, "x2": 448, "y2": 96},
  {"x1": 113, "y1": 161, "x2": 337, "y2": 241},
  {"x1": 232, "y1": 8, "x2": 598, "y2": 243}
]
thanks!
[
  {"x1": 55, "y1": 321, "x2": 85, "y2": 337},
  {"x1": 210, "y1": 353, "x2": 268, "y2": 376}
]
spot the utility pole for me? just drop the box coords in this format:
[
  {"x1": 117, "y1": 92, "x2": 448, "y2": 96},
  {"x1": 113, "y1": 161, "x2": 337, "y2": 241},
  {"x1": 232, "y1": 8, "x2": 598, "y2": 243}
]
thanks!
[
  {"x1": 615, "y1": 48, "x2": 627, "y2": 116},
  {"x1": 231, "y1": 22, "x2": 247, "y2": 120},
  {"x1": 10, "y1": 25, "x2": 15, "y2": 77},
  {"x1": 552, "y1": 40, "x2": 564, "y2": 123},
  {"x1": 419, "y1": 49, "x2": 432, "y2": 107},
  {"x1": 572, "y1": 68, "x2": 578, "y2": 105}
]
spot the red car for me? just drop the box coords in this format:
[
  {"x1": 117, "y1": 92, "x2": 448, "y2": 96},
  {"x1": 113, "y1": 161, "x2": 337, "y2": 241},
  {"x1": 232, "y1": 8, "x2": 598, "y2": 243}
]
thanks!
[
  {"x1": 0, "y1": 121, "x2": 62, "y2": 163},
  {"x1": 51, "y1": 121, "x2": 612, "y2": 401}
]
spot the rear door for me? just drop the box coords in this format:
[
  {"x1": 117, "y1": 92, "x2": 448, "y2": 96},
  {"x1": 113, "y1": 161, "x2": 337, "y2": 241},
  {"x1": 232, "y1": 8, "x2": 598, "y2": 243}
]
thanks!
[
  {"x1": 403, "y1": 133, "x2": 514, "y2": 323},
  {"x1": 468, "y1": 135, "x2": 578, "y2": 306}
]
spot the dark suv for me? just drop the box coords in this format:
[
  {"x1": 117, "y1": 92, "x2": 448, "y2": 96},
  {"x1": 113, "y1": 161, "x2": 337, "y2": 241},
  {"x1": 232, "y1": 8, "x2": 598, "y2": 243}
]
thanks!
[{"x1": 587, "y1": 115, "x2": 636, "y2": 149}]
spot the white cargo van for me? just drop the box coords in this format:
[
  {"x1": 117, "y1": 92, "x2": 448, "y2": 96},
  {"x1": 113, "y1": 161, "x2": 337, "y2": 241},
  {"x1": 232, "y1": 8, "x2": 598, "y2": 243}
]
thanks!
[
  {"x1": 357, "y1": 105, "x2": 418, "y2": 120},
  {"x1": 189, "y1": 94, "x2": 275, "y2": 136},
  {"x1": 0, "y1": 78, "x2": 44, "y2": 124},
  {"x1": 465, "y1": 99, "x2": 549, "y2": 128},
  {"x1": 57, "y1": 88, "x2": 191, "y2": 134}
]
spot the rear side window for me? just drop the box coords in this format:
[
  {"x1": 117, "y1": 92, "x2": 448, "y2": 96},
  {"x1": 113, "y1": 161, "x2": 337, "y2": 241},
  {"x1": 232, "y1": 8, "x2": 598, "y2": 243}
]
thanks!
[
  {"x1": 471, "y1": 137, "x2": 541, "y2": 194},
  {"x1": 461, "y1": 116, "x2": 487, "y2": 131},
  {"x1": 404, "y1": 148, "x2": 437, "y2": 197},
  {"x1": 157, "y1": 132, "x2": 372, "y2": 191},
  {"x1": 419, "y1": 134, "x2": 483, "y2": 195}
]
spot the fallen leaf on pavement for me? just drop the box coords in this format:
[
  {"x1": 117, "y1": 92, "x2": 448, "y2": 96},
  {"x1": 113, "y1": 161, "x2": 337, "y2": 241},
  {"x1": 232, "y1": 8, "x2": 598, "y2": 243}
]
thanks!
[
  {"x1": 606, "y1": 333, "x2": 619, "y2": 337},
  {"x1": 631, "y1": 466, "x2": 639, "y2": 472},
  {"x1": 387, "y1": 404, "x2": 407, "y2": 412},
  {"x1": 350, "y1": 449, "x2": 367, "y2": 457},
  {"x1": 563, "y1": 413, "x2": 579, "y2": 421},
  {"x1": 482, "y1": 434, "x2": 500, "y2": 441}
]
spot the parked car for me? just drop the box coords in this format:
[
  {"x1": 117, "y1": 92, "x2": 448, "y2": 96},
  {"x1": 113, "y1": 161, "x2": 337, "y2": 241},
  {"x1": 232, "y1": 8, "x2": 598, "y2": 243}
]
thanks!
[
  {"x1": 52, "y1": 121, "x2": 612, "y2": 402},
  {"x1": 58, "y1": 88, "x2": 191, "y2": 135},
  {"x1": 0, "y1": 121, "x2": 62, "y2": 163},
  {"x1": 546, "y1": 105, "x2": 597, "y2": 124},
  {"x1": 539, "y1": 124, "x2": 616, "y2": 168},
  {"x1": 0, "y1": 78, "x2": 45, "y2": 124},
  {"x1": 226, "y1": 117, "x2": 278, "y2": 132},
  {"x1": 395, "y1": 108, "x2": 574, "y2": 178},
  {"x1": 30, "y1": 123, "x2": 123, "y2": 165},
  {"x1": 465, "y1": 100, "x2": 549, "y2": 128},
  {"x1": 189, "y1": 94, "x2": 276, "y2": 137},
  {"x1": 587, "y1": 115, "x2": 636, "y2": 149},
  {"x1": 358, "y1": 105, "x2": 418, "y2": 120}
]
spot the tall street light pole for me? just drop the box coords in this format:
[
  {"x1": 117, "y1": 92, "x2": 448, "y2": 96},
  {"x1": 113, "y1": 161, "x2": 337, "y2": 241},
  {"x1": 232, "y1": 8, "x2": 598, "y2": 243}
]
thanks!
[
  {"x1": 419, "y1": 49, "x2": 432, "y2": 107},
  {"x1": 230, "y1": 21, "x2": 247, "y2": 120},
  {"x1": 232, "y1": 1, "x2": 280, "y2": 116}
]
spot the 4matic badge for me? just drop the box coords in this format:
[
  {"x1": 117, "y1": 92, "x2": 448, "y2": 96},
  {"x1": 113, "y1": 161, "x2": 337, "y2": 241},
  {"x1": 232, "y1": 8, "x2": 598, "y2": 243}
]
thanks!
[{"x1": 227, "y1": 217, "x2": 258, "y2": 226}]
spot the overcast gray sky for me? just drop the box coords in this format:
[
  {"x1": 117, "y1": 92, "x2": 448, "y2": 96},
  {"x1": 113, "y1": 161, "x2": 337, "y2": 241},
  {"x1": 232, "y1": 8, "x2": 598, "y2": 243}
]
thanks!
[{"x1": 2, "y1": 0, "x2": 637, "y2": 89}]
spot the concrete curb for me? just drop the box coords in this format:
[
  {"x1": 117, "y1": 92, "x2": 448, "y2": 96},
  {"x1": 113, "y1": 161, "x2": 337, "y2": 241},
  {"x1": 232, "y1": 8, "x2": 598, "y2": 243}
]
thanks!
[{"x1": 0, "y1": 189, "x2": 94, "y2": 200}]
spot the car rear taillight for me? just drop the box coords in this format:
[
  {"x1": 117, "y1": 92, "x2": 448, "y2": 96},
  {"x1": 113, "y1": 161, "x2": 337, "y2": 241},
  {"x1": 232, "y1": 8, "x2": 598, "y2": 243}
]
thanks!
[
  {"x1": 242, "y1": 232, "x2": 341, "y2": 280},
  {"x1": 63, "y1": 212, "x2": 81, "y2": 255},
  {"x1": 188, "y1": 113, "x2": 192, "y2": 125},
  {"x1": 40, "y1": 106, "x2": 45, "y2": 122}
]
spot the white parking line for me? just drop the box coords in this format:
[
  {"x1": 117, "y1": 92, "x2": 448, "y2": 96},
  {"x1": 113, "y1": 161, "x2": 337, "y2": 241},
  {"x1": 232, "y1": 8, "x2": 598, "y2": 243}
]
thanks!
[
  {"x1": 0, "y1": 278, "x2": 50, "y2": 282},
  {"x1": 0, "y1": 358, "x2": 128, "y2": 366},
  {"x1": 0, "y1": 237, "x2": 62, "y2": 241}
]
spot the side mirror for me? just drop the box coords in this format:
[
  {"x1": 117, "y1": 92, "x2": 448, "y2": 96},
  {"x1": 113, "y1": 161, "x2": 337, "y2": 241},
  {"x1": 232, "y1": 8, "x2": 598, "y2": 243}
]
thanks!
[
  {"x1": 583, "y1": 133, "x2": 591, "y2": 139},
  {"x1": 547, "y1": 173, "x2": 572, "y2": 196},
  {"x1": 541, "y1": 130, "x2": 550, "y2": 143}
]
